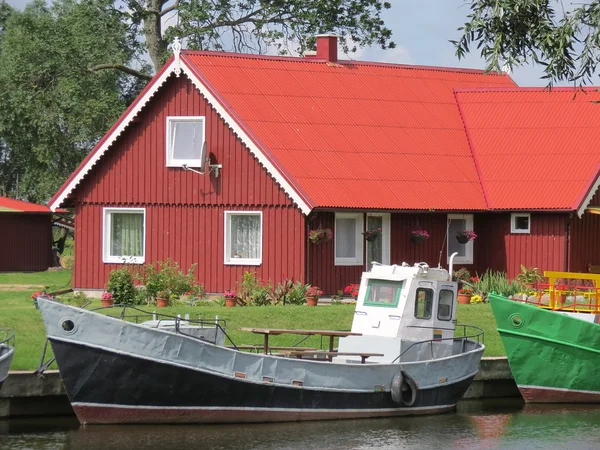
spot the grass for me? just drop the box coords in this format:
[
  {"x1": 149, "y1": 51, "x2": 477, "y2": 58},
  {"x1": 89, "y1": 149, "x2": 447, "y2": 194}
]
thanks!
[{"x1": 0, "y1": 269, "x2": 504, "y2": 371}]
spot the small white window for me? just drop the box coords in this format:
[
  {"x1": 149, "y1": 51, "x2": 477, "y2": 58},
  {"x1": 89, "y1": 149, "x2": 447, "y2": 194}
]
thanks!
[
  {"x1": 103, "y1": 208, "x2": 145, "y2": 264},
  {"x1": 225, "y1": 211, "x2": 262, "y2": 265},
  {"x1": 335, "y1": 212, "x2": 364, "y2": 266},
  {"x1": 447, "y1": 214, "x2": 474, "y2": 264},
  {"x1": 511, "y1": 213, "x2": 531, "y2": 234},
  {"x1": 166, "y1": 116, "x2": 205, "y2": 167}
]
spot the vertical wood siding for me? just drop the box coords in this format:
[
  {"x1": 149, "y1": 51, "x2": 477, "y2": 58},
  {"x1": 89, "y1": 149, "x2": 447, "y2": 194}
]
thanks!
[
  {"x1": 72, "y1": 75, "x2": 304, "y2": 292},
  {"x1": 308, "y1": 211, "x2": 568, "y2": 292},
  {"x1": 0, "y1": 214, "x2": 52, "y2": 271},
  {"x1": 569, "y1": 212, "x2": 600, "y2": 272}
]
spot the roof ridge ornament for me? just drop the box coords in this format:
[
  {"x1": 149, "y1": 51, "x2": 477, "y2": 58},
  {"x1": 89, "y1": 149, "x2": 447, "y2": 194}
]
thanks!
[{"x1": 172, "y1": 37, "x2": 182, "y2": 77}]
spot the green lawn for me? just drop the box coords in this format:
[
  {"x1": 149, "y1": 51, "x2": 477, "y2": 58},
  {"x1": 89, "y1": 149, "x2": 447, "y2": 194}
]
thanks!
[
  {"x1": 1, "y1": 292, "x2": 504, "y2": 371},
  {"x1": 0, "y1": 270, "x2": 72, "y2": 290}
]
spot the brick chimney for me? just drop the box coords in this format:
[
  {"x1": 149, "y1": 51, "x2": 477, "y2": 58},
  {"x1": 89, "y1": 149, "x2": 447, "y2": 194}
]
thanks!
[{"x1": 316, "y1": 34, "x2": 338, "y2": 63}]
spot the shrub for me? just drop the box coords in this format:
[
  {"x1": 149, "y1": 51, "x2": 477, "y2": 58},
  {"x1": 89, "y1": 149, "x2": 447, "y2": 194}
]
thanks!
[
  {"x1": 135, "y1": 259, "x2": 199, "y2": 303},
  {"x1": 237, "y1": 271, "x2": 272, "y2": 306},
  {"x1": 268, "y1": 278, "x2": 295, "y2": 305},
  {"x1": 465, "y1": 270, "x2": 521, "y2": 301},
  {"x1": 107, "y1": 267, "x2": 136, "y2": 305},
  {"x1": 287, "y1": 281, "x2": 310, "y2": 305}
]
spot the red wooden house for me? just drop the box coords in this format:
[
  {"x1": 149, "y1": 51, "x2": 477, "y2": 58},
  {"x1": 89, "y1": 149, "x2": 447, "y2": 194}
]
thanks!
[
  {"x1": 48, "y1": 36, "x2": 600, "y2": 295},
  {"x1": 0, "y1": 196, "x2": 53, "y2": 272}
]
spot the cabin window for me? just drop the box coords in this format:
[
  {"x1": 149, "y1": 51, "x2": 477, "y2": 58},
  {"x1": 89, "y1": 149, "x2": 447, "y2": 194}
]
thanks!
[
  {"x1": 438, "y1": 290, "x2": 454, "y2": 321},
  {"x1": 335, "y1": 212, "x2": 364, "y2": 266},
  {"x1": 224, "y1": 211, "x2": 262, "y2": 265},
  {"x1": 166, "y1": 116, "x2": 205, "y2": 167},
  {"x1": 511, "y1": 213, "x2": 531, "y2": 234},
  {"x1": 103, "y1": 208, "x2": 145, "y2": 264},
  {"x1": 364, "y1": 280, "x2": 402, "y2": 307},
  {"x1": 447, "y1": 214, "x2": 474, "y2": 264},
  {"x1": 414, "y1": 288, "x2": 434, "y2": 320}
]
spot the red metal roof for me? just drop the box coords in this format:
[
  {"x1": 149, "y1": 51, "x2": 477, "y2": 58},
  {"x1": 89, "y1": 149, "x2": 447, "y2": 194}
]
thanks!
[
  {"x1": 0, "y1": 196, "x2": 51, "y2": 213},
  {"x1": 455, "y1": 88, "x2": 600, "y2": 210},
  {"x1": 183, "y1": 52, "x2": 516, "y2": 210}
]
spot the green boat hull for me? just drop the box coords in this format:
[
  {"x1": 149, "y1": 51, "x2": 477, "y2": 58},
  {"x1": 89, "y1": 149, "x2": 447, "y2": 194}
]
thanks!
[{"x1": 489, "y1": 293, "x2": 600, "y2": 403}]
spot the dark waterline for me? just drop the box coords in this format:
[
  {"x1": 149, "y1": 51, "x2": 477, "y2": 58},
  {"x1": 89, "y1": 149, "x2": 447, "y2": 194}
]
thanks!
[{"x1": 2, "y1": 399, "x2": 600, "y2": 450}]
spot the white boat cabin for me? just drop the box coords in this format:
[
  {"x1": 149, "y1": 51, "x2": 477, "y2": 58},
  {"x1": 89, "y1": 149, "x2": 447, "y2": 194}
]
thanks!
[{"x1": 336, "y1": 261, "x2": 459, "y2": 364}]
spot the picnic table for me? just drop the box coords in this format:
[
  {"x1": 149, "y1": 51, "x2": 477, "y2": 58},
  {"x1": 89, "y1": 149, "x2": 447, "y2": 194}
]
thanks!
[
  {"x1": 239, "y1": 327, "x2": 362, "y2": 354},
  {"x1": 278, "y1": 350, "x2": 384, "y2": 363}
]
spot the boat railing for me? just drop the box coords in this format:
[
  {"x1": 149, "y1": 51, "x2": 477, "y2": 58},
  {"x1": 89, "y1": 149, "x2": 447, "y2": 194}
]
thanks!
[
  {"x1": 391, "y1": 324, "x2": 484, "y2": 363},
  {"x1": 513, "y1": 282, "x2": 600, "y2": 313},
  {"x1": 0, "y1": 328, "x2": 15, "y2": 348},
  {"x1": 91, "y1": 304, "x2": 237, "y2": 347}
]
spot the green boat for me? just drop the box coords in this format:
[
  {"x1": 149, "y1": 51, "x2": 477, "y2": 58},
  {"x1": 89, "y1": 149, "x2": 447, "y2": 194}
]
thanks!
[{"x1": 489, "y1": 292, "x2": 600, "y2": 403}]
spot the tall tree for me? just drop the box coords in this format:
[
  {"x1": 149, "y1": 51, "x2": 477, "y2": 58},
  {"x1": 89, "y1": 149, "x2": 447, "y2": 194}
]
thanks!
[
  {"x1": 0, "y1": 0, "x2": 145, "y2": 202},
  {"x1": 454, "y1": 1, "x2": 600, "y2": 85},
  {"x1": 101, "y1": 0, "x2": 395, "y2": 75}
]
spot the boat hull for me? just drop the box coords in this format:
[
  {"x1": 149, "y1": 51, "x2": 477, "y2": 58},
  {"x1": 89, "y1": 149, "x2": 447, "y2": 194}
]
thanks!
[
  {"x1": 38, "y1": 298, "x2": 483, "y2": 424},
  {"x1": 51, "y1": 338, "x2": 472, "y2": 424},
  {"x1": 489, "y1": 294, "x2": 600, "y2": 403}
]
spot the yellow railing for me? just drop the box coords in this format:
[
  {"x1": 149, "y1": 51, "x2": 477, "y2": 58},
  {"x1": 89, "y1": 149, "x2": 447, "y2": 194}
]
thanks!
[{"x1": 538, "y1": 271, "x2": 600, "y2": 313}]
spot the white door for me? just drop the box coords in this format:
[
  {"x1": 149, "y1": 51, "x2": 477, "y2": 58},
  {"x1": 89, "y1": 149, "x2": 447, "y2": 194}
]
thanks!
[{"x1": 366, "y1": 213, "x2": 390, "y2": 270}]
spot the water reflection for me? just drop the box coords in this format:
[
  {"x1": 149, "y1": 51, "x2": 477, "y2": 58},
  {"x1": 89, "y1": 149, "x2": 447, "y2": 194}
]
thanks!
[{"x1": 2, "y1": 401, "x2": 600, "y2": 450}]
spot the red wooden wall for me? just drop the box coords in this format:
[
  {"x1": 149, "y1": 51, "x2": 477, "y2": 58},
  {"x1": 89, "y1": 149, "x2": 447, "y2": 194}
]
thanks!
[
  {"x1": 308, "y1": 211, "x2": 569, "y2": 293},
  {"x1": 569, "y1": 191, "x2": 600, "y2": 272},
  {"x1": 0, "y1": 213, "x2": 52, "y2": 272},
  {"x1": 72, "y1": 74, "x2": 305, "y2": 292}
]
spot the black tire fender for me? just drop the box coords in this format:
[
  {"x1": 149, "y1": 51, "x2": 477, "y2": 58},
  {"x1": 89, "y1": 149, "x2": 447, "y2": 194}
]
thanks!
[
  {"x1": 400, "y1": 370, "x2": 418, "y2": 407},
  {"x1": 390, "y1": 372, "x2": 404, "y2": 406}
]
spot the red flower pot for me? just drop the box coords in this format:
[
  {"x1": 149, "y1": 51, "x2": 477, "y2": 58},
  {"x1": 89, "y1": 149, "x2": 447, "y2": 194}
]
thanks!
[
  {"x1": 100, "y1": 299, "x2": 114, "y2": 307},
  {"x1": 458, "y1": 294, "x2": 471, "y2": 305},
  {"x1": 156, "y1": 297, "x2": 169, "y2": 308},
  {"x1": 225, "y1": 298, "x2": 237, "y2": 307},
  {"x1": 306, "y1": 296, "x2": 319, "y2": 306}
]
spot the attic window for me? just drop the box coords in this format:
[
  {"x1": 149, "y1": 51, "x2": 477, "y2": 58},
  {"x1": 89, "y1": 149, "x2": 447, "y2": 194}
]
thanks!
[
  {"x1": 166, "y1": 116, "x2": 205, "y2": 167},
  {"x1": 511, "y1": 213, "x2": 531, "y2": 234}
]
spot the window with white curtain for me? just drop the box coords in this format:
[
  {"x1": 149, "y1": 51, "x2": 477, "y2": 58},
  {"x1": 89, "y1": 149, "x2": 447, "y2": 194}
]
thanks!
[
  {"x1": 225, "y1": 211, "x2": 262, "y2": 265},
  {"x1": 335, "y1": 212, "x2": 363, "y2": 266},
  {"x1": 166, "y1": 116, "x2": 205, "y2": 167},
  {"x1": 103, "y1": 208, "x2": 145, "y2": 264}
]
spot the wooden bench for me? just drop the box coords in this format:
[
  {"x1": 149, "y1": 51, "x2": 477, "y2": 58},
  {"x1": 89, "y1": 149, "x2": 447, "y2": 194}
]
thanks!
[
  {"x1": 278, "y1": 351, "x2": 384, "y2": 364},
  {"x1": 227, "y1": 345, "x2": 316, "y2": 353}
]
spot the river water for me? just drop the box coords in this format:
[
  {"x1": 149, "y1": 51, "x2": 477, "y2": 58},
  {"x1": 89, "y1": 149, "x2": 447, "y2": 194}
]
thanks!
[{"x1": 1, "y1": 400, "x2": 600, "y2": 450}]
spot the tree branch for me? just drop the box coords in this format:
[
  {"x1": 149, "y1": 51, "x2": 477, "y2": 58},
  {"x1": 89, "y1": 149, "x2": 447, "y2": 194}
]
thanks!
[
  {"x1": 88, "y1": 64, "x2": 152, "y2": 81},
  {"x1": 160, "y1": 0, "x2": 180, "y2": 17}
]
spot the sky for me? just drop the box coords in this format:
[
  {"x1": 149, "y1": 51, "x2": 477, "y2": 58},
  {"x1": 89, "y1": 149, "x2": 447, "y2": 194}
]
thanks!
[{"x1": 4, "y1": 0, "x2": 566, "y2": 87}]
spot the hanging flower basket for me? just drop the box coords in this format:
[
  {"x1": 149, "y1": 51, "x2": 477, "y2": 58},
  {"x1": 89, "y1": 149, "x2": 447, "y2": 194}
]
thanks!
[
  {"x1": 308, "y1": 227, "x2": 333, "y2": 244},
  {"x1": 410, "y1": 230, "x2": 429, "y2": 244},
  {"x1": 456, "y1": 229, "x2": 477, "y2": 244},
  {"x1": 362, "y1": 228, "x2": 382, "y2": 242}
]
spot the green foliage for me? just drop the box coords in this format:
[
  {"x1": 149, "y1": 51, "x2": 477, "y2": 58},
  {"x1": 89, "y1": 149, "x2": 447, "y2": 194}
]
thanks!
[
  {"x1": 287, "y1": 281, "x2": 310, "y2": 305},
  {"x1": 106, "y1": 267, "x2": 136, "y2": 305},
  {"x1": 135, "y1": 259, "x2": 200, "y2": 303},
  {"x1": 453, "y1": 267, "x2": 471, "y2": 283},
  {"x1": 268, "y1": 278, "x2": 296, "y2": 305},
  {"x1": 453, "y1": 0, "x2": 600, "y2": 85},
  {"x1": 236, "y1": 271, "x2": 272, "y2": 306},
  {"x1": 0, "y1": 0, "x2": 145, "y2": 202},
  {"x1": 465, "y1": 270, "x2": 521, "y2": 300},
  {"x1": 331, "y1": 290, "x2": 344, "y2": 305},
  {"x1": 64, "y1": 291, "x2": 88, "y2": 308},
  {"x1": 516, "y1": 265, "x2": 545, "y2": 284}
]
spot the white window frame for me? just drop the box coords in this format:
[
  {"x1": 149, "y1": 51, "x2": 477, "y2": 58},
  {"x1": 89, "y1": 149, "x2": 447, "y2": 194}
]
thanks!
[
  {"x1": 166, "y1": 116, "x2": 206, "y2": 167},
  {"x1": 102, "y1": 207, "x2": 146, "y2": 264},
  {"x1": 447, "y1": 213, "x2": 474, "y2": 265},
  {"x1": 224, "y1": 211, "x2": 263, "y2": 266},
  {"x1": 511, "y1": 213, "x2": 531, "y2": 234},
  {"x1": 366, "y1": 212, "x2": 391, "y2": 268},
  {"x1": 335, "y1": 212, "x2": 364, "y2": 266}
]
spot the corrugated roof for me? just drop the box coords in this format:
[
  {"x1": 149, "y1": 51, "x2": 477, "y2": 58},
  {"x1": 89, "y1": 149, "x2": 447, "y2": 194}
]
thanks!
[
  {"x1": 455, "y1": 88, "x2": 600, "y2": 210},
  {"x1": 0, "y1": 196, "x2": 51, "y2": 213},
  {"x1": 184, "y1": 53, "x2": 516, "y2": 210}
]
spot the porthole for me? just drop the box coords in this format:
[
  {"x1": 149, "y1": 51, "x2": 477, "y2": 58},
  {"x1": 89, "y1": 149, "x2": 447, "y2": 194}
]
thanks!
[
  {"x1": 509, "y1": 313, "x2": 523, "y2": 329},
  {"x1": 60, "y1": 317, "x2": 77, "y2": 334}
]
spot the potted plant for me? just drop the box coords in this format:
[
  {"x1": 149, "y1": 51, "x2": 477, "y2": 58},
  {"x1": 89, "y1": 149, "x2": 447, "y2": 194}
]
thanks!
[
  {"x1": 308, "y1": 227, "x2": 333, "y2": 244},
  {"x1": 362, "y1": 228, "x2": 382, "y2": 242},
  {"x1": 516, "y1": 265, "x2": 544, "y2": 289},
  {"x1": 156, "y1": 290, "x2": 171, "y2": 308},
  {"x1": 456, "y1": 229, "x2": 477, "y2": 244},
  {"x1": 458, "y1": 286, "x2": 473, "y2": 304},
  {"x1": 410, "y1": 229, "x2": 429, "y2": 244},
  {"x1": 305, "y1": 285, "x2": 323, "y2": 306},
  {"x1": 224, "y1": 290, "x2": 238, "y2": 307},
  {"x1": 101, "y1": 291, "x2": 114, "y2": 307},
  {"x1": 343, "y1": 283, "x2": 360, "y2": 299}
]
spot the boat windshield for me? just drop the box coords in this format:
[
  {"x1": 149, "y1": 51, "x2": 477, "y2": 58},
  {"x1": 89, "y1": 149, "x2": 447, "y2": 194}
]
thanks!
[{"x1": 363, "y1": 280, "x2": 402, "y2": 307}]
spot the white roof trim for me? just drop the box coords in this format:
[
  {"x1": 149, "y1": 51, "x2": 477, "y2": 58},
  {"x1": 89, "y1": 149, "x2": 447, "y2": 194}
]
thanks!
[
  {"x1": 49, "y1": 58, "x2": 311, "y2": 215},
  {"x1": 180, "y1": 60, "x2": 311, "y2": 215},
  {"x1": 577, "y1": 172, "x2": 600, "y2": 217},
  {"x1": 49, "y1": 61, "x2": 178, "y2": 212}
]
